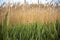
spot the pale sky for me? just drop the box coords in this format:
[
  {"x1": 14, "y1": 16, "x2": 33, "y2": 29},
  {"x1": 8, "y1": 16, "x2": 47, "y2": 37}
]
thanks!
[{"x1": 0, "y1": 0, "x2": 59, "y2": 6}]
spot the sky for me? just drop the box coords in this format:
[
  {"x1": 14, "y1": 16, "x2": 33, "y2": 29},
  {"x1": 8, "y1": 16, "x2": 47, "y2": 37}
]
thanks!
[{"x1": 0, "y1": 0, "x2": 59, "y2": 6}]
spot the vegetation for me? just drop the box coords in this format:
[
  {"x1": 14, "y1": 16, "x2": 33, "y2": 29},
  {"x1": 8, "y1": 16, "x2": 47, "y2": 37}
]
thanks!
[
  {"x1": 7, "y1": 22, "x2": 59, "y2": 40},
  {"x1": 0, "y1": 25, "x2": 3, "y2": 40},
  {"x1": 3, "y1": 12, "x2": 8, "y2": 40},
  {"x1": 0, "y1": 12, "x2": 60, "y2": 40},
  {"x1": 0, "y1": 1, "x2": 60, "y2": 40}
]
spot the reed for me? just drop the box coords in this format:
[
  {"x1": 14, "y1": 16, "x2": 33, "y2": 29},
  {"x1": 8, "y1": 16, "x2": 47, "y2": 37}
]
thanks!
[{"x1": 2, "y1": 12, "x2": 8, "y2": 40}]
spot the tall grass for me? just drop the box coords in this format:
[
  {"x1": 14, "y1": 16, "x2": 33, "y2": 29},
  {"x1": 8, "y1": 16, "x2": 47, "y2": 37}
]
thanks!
[
  {"x1": 7, "y1": 21, "x2": 59, "y2": 40},
  {"x1": 0, "y1": 25, "x2": 3, "y2": 40},
  {"x1": 55, "y1": 20, "x2": 60, "y2": 40},
  {"x1": 0, "y1": 12, "x2": 60, "y2": 40},
  {"x1": 2, "y1": 12, "x2": 8, "y2": 40}
]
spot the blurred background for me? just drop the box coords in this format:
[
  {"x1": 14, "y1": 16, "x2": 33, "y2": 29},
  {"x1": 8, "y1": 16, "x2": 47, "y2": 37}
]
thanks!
[{"x1": 0, "y1": 0, "x2": 60, "y2": 6}]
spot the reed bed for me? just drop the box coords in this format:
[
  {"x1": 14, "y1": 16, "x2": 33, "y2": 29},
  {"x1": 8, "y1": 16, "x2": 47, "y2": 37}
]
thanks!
[
  {"x1": 0, "y1": 4, "x2": 60, "y2": 40},
  {"x1": 0, "y1": 12, "x2": 60, "y2": 40}
]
